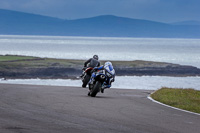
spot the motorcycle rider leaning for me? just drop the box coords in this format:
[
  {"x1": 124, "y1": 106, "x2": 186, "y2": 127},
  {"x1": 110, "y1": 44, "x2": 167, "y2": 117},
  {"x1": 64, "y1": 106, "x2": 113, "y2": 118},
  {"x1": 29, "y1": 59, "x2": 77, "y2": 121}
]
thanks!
[
  {"x1": 89, "y1": 61, "x2": 115, "y2": 93},
  {"x1": 84, "y1": 55, "x2": 100, "y2": 68},
  {"x1": 80, "y1": 55, "x2": 100, "y2": 77}
]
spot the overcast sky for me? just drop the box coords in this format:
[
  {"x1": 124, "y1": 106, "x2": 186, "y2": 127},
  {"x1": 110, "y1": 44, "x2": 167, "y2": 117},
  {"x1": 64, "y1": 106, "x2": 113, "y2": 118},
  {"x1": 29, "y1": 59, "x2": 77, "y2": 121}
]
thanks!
[{"x1": 0, "y1": 0, "x2": 200, "y2": 22}]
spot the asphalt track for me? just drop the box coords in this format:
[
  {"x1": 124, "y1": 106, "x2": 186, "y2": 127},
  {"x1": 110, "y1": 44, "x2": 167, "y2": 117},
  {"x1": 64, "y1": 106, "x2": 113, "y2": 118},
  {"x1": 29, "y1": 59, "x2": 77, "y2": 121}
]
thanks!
[{"x1": 0, "y1": 84, "x2": 199, "y2": 133}]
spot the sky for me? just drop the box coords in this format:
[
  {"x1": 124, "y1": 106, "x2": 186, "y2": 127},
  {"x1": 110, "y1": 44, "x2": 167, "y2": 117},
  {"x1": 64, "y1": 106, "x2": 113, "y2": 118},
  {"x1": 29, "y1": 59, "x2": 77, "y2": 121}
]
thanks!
[{"x1": 0, "y1": 0, "x2": 200, "y2": 23}]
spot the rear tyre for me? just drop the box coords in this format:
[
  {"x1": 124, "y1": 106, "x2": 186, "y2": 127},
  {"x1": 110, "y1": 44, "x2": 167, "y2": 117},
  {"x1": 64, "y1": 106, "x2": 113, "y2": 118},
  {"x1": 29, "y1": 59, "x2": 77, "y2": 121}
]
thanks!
[
  {"x1": 82, "y1": 75, "x2": 90, "y2": 88},
  {"x1": 90, "y1": 81, "x2": 101, "y2": 97}
]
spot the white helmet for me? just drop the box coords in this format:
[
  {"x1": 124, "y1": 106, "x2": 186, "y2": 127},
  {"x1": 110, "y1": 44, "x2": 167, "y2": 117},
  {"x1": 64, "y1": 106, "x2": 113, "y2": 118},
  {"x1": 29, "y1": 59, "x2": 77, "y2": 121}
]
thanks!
[
  {"x1": 104, "y1": 61, "x2": 115, "y2": 75},
  {"x1": 104, "y1": 61, "x2": 112, "y2": 67}
]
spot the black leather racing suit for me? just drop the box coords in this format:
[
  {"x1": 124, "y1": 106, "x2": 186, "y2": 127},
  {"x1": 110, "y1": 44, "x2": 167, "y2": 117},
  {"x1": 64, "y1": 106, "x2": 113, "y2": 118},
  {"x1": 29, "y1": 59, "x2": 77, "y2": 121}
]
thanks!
[{"x1": 84, "y1": 58, "x2": 100, "y2": 68}]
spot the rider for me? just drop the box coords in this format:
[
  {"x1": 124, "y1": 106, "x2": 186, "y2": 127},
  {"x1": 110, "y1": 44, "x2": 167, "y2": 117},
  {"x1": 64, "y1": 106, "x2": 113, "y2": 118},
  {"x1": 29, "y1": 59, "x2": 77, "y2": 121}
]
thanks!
[
  {"x1": 89, "y1": 61, "x2": 115, "y2": 92},
  {"x1": 80, "y1": 55, "x2": 100, "y2": 77},
  {"x1": 84, "y1": 55, "x2": 100, "y2": 68}
]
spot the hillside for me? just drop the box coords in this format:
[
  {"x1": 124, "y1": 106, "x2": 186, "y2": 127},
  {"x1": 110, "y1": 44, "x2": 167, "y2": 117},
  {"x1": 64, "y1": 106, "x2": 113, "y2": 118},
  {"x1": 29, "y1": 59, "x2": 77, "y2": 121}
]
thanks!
[
  {"x1": 0, "y1": 9, "x2": 200, "y2": 38},
  {"x1": 171, "y1": 20, "x2": 200, "y2": 25}
]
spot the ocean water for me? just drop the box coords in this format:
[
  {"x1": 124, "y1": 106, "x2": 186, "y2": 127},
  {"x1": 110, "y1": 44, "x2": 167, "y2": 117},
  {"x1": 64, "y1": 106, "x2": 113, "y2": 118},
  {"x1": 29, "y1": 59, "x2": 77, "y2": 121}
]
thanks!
[
  {"x1": 0, "y1": 35, "x2": 200, "y2": 68},
  {"x1": 0, "y1": 35, "x2": 200, "y2": 90},
  {"x1": 1, "y1": 76, "x2": 200, "y2": 90}
]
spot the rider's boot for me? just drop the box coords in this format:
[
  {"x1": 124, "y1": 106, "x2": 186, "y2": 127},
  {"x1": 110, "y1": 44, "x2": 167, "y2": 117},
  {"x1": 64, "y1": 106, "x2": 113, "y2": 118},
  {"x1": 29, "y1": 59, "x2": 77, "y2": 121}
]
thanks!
[
  {"x1": 101, "y1": 88, "x2": 104, "y2": 93},
  {"x1": 80, "y1": 71, "x2": 85, "y2": 78}
]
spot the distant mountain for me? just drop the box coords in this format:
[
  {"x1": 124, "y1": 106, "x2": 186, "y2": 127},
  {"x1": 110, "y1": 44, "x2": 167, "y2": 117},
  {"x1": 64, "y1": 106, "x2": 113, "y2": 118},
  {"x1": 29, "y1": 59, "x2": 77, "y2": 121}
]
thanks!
[
  {"x1": 0, "y1": 9, "x2": 200, "y2": 38},
  {"x1": 0, "y1": 9, "x2": 64, "y2": 35},
  {"x1": 171, "y1": 20, "x2": 200, "y2": 26}
]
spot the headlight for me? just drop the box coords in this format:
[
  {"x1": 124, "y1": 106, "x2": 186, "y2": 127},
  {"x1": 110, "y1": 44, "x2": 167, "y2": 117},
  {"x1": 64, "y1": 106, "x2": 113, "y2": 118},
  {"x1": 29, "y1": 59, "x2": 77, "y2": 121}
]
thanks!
[{"x1": 100, "y1": 75, "x2": 105, "y2": 79}]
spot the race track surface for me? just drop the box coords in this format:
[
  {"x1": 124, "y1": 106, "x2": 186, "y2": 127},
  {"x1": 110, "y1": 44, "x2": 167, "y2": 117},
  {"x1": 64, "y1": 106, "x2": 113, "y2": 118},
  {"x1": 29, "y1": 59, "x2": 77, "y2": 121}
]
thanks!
[{"x1": 0, "y1": 84, "x2": 199, "y2": 133}]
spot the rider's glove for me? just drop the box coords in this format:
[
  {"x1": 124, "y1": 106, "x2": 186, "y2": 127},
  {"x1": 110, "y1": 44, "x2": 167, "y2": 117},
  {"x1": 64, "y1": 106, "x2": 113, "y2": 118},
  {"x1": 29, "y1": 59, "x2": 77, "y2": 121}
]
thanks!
[
  {"x1": 91, "y1": 67, "x2": 98, "y2": 73},
  {"x1": 93, "y1": 67, "x2": 98, "y2": 70}
]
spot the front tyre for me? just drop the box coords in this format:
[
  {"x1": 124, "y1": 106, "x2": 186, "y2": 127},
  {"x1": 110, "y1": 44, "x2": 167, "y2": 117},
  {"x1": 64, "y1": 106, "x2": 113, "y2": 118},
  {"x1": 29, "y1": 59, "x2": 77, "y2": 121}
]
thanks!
[{"x1": 90, "y1": 81, "x2": 101, "y2": 97}]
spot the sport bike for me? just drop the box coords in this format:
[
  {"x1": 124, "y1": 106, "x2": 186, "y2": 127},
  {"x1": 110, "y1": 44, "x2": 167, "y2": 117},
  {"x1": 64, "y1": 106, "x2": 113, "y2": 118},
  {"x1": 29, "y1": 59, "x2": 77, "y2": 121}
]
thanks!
[{"x1": 88, "y1": 69, "x2": 114, "y2": 97}]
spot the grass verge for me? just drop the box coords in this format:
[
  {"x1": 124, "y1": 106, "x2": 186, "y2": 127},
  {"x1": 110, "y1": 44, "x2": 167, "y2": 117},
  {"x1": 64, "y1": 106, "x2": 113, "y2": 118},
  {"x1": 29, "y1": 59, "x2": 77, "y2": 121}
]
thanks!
[{"x1": 151, "y1": 87, "x2": 200, "y2": 113}]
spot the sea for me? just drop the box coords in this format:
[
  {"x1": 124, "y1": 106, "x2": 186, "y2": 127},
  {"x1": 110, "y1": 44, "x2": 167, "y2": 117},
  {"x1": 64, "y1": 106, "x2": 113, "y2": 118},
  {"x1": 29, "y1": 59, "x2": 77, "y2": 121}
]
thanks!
[{"x1": 0, "y1": 35, "x2": 200, "y2": 90}]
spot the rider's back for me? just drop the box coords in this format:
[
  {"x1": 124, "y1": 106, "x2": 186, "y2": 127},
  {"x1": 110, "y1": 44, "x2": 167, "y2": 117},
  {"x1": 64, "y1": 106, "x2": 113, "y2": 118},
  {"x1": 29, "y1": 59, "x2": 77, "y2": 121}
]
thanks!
[{"x1": 85, "y1": 58, "x2": 100, "y2": 68}]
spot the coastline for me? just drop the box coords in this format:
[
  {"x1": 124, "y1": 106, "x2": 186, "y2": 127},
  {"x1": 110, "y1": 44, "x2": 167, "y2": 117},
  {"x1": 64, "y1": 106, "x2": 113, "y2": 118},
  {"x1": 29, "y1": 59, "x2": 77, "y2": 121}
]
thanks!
[
  {"x1": 1, "y1": 55, "x2": 200, "y2": 79},
  {"x1": 1, "y1": 75, "x2": 200, "y2": 90}
]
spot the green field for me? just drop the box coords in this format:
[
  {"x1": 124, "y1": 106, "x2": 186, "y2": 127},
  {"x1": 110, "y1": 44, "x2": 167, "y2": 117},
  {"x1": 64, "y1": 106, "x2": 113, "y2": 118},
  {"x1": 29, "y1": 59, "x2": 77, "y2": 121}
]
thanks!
[
  {"x1": 151, "y1": 87, "x2": 200, "y2": 113},
  {"x1": 1, "y1": 55, "x2": 199, "y2": 78},
  {"x1": 0, "y1": 55, "x2": 37, "y2": 61},
  {"x1": 0, "y1": 55, "x2": 176, "y2": 69},
  {"x1": 0, "y1": 55, "x2": 84, "y2": 69}
]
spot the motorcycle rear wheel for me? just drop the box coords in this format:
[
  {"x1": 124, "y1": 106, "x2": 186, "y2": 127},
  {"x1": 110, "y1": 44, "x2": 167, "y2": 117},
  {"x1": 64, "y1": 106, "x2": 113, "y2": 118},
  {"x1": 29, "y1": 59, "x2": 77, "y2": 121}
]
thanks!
[
  {"x1": 90, "y1": 81, "x2": 101, "y2": 97},
  {"x1": 82, "y1": 75, "x2": 90, "y2": 88}
]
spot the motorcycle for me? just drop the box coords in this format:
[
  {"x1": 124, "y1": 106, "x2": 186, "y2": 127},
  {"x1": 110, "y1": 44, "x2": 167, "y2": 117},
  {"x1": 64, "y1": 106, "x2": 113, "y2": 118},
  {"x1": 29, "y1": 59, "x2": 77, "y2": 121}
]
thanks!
[
  {"x1": 88, "y1": 69, "x2": 114, "y2": 97},
  {"x1": 81, "y1": 67, "x2": 94, "y2": 88}
]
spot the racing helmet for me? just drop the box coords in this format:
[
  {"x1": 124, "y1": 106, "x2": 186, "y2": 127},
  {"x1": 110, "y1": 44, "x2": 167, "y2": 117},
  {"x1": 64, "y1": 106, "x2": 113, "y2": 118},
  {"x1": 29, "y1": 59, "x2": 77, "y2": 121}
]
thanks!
[
  {"x1": 104, "y1": 61, "x2": 115, "y2": 75},
  {"x1": 93, "y1": 55, "x2": 99, "y2": 60},
  {"x1": 104, "y1": 61, "x2": 112, "y2": 67}
]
